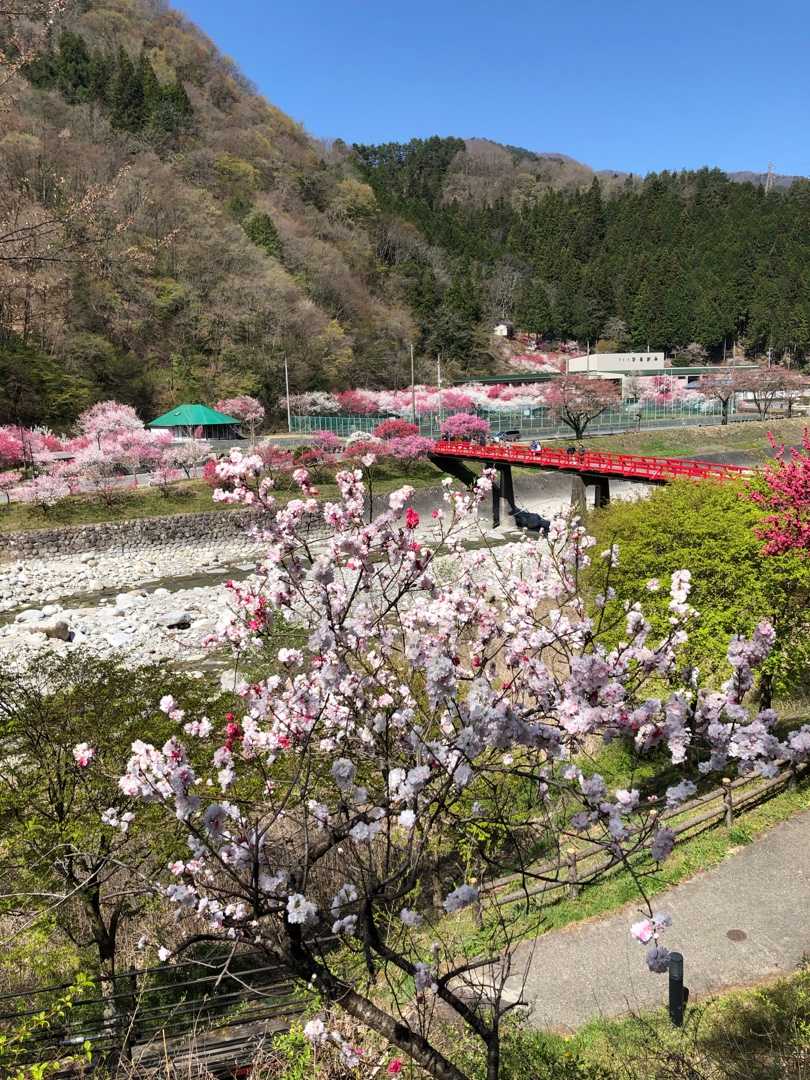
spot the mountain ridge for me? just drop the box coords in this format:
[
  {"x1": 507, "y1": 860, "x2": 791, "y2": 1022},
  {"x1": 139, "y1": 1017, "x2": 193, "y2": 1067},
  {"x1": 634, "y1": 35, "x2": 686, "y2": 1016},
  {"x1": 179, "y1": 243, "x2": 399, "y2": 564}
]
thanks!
[{"x1": 1, "y1": 0, "x2": 809, "y2": 432}]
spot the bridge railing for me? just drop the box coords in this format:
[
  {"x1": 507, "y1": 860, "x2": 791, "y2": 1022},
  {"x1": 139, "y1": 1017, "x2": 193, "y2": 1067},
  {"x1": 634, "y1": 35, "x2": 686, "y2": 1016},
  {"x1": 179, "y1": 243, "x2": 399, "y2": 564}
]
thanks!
[{"x1": 430, "y1": 442, "x2": 752, "y2": 483}]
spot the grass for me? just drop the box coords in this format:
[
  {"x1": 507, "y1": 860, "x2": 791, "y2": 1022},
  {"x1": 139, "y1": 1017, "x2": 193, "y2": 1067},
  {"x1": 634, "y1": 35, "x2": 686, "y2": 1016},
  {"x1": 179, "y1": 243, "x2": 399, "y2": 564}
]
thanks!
[
  {"x1": 0, "y1": 462, "x2": 443, "y2": 535},
  {"x1": 558, "y1": 965, "x2": 810, "y2": 1079},
  {"x1": 0, "y1": 480, "x2": 224, "y2": 533},
  {"x1": 381, "y1": 966, "x2": 810, "y2": 1079},
  {"x1": 573, "y1": 417, "x2": 807, "y2": 459}
]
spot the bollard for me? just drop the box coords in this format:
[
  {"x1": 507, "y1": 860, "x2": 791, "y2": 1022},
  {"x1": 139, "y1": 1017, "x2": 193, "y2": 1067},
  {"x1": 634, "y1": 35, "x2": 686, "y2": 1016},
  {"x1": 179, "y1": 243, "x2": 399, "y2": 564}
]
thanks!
[{"x1": 668, "y1": 951, "x2": 689, "y2": 1027}]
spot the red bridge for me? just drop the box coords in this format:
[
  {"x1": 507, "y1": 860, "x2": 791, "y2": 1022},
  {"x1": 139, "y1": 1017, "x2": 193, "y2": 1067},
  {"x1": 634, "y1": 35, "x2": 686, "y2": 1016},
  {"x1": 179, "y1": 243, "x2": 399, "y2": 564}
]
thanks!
[
  {"x1": 429, "y1": 440, "x2": 753, "y2": 526},
  {"x1": 431, "y1": 440, "x2": 752, "y2": 483}
]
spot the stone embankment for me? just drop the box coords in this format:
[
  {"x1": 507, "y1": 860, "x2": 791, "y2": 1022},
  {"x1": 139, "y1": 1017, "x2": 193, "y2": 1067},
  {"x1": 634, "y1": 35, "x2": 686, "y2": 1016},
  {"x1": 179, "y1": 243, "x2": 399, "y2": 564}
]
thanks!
[{"x1": 0, "y1": 507, "x2": 269, "y2": 560}]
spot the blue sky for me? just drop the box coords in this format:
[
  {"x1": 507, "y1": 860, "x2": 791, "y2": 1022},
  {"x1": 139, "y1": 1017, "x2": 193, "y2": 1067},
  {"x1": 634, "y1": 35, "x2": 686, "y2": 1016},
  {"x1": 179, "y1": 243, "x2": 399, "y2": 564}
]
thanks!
[{"x1": 175, "y1": 0, "x2": 810, "y2": 176}]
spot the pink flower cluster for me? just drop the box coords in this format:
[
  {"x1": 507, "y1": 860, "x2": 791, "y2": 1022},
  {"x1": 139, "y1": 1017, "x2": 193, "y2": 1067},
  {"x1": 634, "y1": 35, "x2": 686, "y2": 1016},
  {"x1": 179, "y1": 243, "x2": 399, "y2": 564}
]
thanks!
[
  {"x1": 285, "y1": 382, "x2": 554, "y2": 418},
  {"x1": 3, "y1": 401, "x2": 218, "y2": 507},
  {"x1": 750, "y1": 430, "x2": 810, "y2": 556}
]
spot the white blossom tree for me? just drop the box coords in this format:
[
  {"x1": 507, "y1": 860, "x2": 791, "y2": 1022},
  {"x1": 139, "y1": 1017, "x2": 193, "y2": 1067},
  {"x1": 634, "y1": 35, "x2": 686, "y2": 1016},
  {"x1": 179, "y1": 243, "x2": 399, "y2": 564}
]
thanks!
[{"x1": 104, "y1": 453, "x2": 810, "y2": 1080}]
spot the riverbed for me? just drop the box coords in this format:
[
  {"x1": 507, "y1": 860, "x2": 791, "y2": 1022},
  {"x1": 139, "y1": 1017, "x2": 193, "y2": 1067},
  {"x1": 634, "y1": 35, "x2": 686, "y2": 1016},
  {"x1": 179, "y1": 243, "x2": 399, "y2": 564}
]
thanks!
[{"x1": 0, "y1": 472, "x2": 650, "y2": 672}]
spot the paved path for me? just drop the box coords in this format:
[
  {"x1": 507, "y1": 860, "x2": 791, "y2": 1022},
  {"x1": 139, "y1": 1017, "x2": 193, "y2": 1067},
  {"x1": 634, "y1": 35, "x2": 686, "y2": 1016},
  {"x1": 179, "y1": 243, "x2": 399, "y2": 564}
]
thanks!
[{"x1": 499, "y1": 809, "x2": 810, "y2": 1032}]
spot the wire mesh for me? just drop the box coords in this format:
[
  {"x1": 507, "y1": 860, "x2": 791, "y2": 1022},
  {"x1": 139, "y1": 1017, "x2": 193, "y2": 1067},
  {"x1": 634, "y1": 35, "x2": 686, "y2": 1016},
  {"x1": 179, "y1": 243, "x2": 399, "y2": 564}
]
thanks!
[{"x1": 290, "y1": 400, "x2": 734, "y2": 440}]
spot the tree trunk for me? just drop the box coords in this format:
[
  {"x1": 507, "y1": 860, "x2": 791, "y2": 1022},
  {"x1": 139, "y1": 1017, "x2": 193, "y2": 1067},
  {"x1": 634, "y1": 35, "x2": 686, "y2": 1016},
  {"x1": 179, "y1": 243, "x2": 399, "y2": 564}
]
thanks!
[
  {"x1": 486, "y1": 1035, "x2": 500, "y2": 1080},
  {"x1": 757, "y1": 670, "x2": 774, "y2": 711},
  {"x1": 321, "y1": 975, "x2": 472, "y2": 1080}
]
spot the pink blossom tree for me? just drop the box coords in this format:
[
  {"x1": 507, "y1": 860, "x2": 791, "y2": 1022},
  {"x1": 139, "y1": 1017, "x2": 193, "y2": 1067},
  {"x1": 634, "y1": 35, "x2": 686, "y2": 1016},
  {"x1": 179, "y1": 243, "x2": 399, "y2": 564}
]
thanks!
[
  {"x1": 216, "y1": 396, "x2": 265, "y2": 442},
  {"x1": 439, "y1": 413, "x2": 491, "y2": 440},
  {"x1": 384, "y1": 435, "x2": 436, "y2": 464},
  {"x1": 738, "y1": 371, "x2": 794, "y2": 421},
  {"x1": 750, "y1": 430, "x2": 810, "y2": 556},
  {"x1": 13, "y1": 473, "x2": 69, "y2": 513},
  {"x1": 69, "y1": 445, "x2": 121, "y2": 505},
  {"x1": 696, "y1": 370, "x2": 747, "y2": 425},
  {"x1": 545, "y1": 376, "x2": 620, "y2": 439},
  {"x1": 109, "y1": 456, "x2": 810, "y2": 1080},
  {"x1": 77, "y1": 401, "x2": 144, "y2": 448},
  {"x1": 165, "y1": 438, "x2": 214, "y2": 479},
  {"x1": 311, "y1": 430, "x2": 345, "y2": 452},
  {"x1": 372, "y1": 419, "x2": 420, "y2": 441},
  {"x1": 0, "y1": 427, "x2": 25, "y2": 468},
  {"x1": 636, "y1": 375, "x2": 690, "y2": 407},
  {"x1": 283, "y1": 391, "x2": 342, "y2": 415}
]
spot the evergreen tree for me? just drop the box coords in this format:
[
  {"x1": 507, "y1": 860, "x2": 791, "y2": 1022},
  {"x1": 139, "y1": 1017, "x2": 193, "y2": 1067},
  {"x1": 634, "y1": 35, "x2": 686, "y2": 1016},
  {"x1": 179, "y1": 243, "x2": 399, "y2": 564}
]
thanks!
[
  {"x1": 243, "y1": 212, "x2": 282, "y2": 259},
  {"x1": 514, "y1": 278, "x2": 552, "y2": 335},
  {"x1": 56, "y1": 31, "x2": 92, "y2": 103},
  {"x1": 108, "y1": 46, "x2": 146, "y2": 132}
]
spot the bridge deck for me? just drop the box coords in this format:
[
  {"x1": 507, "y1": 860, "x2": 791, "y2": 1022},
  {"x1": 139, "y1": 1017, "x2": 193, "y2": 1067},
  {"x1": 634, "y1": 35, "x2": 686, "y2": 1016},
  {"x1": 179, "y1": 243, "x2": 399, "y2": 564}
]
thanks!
[{"x1": 431, "y1": 440, "x2": 753, "y2": 483}]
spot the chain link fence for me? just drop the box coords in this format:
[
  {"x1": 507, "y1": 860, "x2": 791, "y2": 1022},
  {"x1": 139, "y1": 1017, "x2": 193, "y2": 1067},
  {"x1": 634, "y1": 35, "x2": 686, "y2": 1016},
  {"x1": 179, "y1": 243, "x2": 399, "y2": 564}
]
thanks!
[{"x1": 291, "y1": 399, "x2": 733, "y2": 440}]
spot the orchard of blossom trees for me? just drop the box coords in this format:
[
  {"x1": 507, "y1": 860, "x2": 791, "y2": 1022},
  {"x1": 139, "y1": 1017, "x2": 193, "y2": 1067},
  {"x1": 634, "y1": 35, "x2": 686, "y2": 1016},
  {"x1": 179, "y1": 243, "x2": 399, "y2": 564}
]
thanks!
[
  {"x1": 0, "y1": 397, "x2": 443, "y2": 511},
  {"x1": 284, "y1": 368, "x2": 810, "y2": 426},
  {"x1": 0, "y1": 401, "x2": 215, "y2": 508},
  {"x1": 82, "y1": 449, "x2": 810, "y2": 1080}
]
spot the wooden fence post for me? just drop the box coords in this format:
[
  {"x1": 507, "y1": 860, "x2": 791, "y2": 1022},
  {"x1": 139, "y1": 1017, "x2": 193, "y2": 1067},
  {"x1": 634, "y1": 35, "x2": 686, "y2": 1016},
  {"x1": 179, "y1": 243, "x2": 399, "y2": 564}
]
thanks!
[
  {"x1": 567, "y1": 848, "x2": 579, "y2": 899},
  {"x1": 722, "y1": 779, "x2": 734, "y2": 827}
]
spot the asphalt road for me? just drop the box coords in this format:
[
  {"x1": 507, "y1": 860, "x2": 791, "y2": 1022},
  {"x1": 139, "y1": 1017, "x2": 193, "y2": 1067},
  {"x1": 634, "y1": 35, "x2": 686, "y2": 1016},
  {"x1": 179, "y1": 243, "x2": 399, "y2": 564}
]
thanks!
[{"x1": 500, "y1": 809, "x2": 810, "y2": 1031}]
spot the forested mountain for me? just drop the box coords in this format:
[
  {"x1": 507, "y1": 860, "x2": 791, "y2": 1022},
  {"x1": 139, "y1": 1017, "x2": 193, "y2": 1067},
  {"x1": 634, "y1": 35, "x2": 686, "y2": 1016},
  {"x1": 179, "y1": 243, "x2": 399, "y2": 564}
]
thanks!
[
  {"x1": 353, "y1": 138, "x2": 810, "y2": 367},
  {"x1": 2, "y1": 0, "x2": 809, "y2": 429}
]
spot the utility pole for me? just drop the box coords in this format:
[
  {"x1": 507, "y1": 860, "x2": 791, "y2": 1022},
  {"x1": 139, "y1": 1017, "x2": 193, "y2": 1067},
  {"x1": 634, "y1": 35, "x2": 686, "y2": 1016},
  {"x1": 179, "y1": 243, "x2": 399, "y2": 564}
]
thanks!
[
  {"x1": 437, "y1": 353, "x2": 443, "y2": 425},
  {"x1": 284, "y1": 354, "x2": 292, "y2": 433},
  {"x1": 410, "y1": 343, "x2": 416, "y2": 424}
]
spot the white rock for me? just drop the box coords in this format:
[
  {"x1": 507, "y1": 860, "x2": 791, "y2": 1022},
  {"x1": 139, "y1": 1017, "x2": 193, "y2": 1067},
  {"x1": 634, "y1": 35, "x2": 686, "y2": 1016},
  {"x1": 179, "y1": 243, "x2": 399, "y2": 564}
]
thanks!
[
  {"x1": 15, "y1": 609, "x2": 44, "y2": 624},
  {"x1": 156, "y1": 610, "x2": 193, "y2": 629}
]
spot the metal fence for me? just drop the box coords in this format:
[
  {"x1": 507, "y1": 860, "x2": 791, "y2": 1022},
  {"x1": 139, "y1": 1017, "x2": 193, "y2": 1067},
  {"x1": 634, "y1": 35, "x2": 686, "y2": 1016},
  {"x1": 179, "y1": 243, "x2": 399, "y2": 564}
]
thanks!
[
  {"x1": 0, "y1": 951, "x2": 301, "y2": 1077},
  {"x1": 291, "y1": 400, "x2": 733, "y2": 440}
]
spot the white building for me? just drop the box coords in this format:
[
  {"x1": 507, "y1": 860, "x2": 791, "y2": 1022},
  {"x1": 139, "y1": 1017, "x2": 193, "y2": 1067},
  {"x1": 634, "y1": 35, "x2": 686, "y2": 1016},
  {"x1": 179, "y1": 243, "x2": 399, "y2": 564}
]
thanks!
[{"x1": 567, "y1": 352, "x2": 666, "y2": 373}]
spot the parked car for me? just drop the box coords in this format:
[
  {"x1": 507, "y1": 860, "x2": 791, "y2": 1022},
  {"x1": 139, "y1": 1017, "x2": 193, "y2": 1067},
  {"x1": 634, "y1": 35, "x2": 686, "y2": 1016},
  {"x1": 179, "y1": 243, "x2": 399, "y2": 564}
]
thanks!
[{"x1": 492, "y1": 430, "x2": 521, "y2": 443}]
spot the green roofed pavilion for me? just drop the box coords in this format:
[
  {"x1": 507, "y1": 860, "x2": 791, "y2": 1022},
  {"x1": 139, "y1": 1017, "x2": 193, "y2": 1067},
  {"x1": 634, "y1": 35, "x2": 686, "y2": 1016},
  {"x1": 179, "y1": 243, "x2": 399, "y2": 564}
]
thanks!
[{"x1": 148, "y1": 404, "x2": 243, "y2": 439}]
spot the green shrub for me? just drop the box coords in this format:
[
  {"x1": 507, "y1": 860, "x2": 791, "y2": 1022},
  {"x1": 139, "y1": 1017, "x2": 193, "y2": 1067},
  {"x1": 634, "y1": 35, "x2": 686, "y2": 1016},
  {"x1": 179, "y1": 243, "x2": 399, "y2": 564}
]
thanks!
[{"x1": 586, "y1": 480, "x2": 810, "y2": 698}]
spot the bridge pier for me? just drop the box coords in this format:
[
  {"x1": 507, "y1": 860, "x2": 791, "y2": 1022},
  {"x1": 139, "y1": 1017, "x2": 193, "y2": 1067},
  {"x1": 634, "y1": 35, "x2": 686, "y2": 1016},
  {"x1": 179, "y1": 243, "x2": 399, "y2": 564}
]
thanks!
[
  {"x1": 428, "y1": 454, "x2": 477, "y2": 488},
  {"x1": 571, "y1": 473, "x2": 610, "y2": 513},
  {"x1": 490, "y1": 463, "x2": 515, "y2": 527}
]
